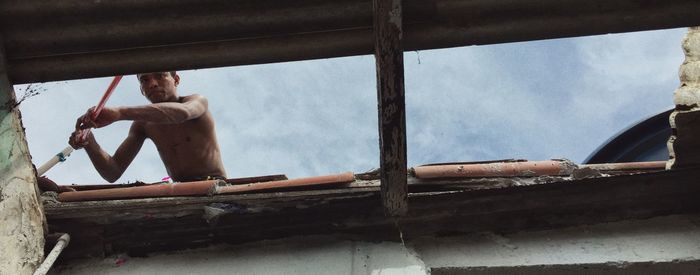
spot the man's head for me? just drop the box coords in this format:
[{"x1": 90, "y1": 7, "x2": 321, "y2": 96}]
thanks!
[{"x1": 137, "y1": 72, "x2": 180, "y2": 103}]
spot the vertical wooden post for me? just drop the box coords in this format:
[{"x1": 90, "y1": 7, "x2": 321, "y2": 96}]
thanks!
[
  {"x1": 0, "y1": 35, "x2": 45, "y2": 274},
  {"x1": 374, "y1": 0, "x2": 408, "y2": 216}
]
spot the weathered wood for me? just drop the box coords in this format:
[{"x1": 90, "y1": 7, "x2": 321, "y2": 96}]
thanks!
[
  {"x1": 46, "y1": 168, "x2": 700, "y2": 260},
  {"x1": 374, "y1": 0, "x2": 408, "y2": 216},
  {"x1": 43, "y1": 176, "x2": 563, "y2": 220},
  {"x1": 46, "y1": 166, "x2": 674, "y2": 221},
  {"x1": 45, "y1": 187, "x2": 380, "y2": 220},
  {"x1": 0, "y1": 35, "x2": 45, "y2": 275}
]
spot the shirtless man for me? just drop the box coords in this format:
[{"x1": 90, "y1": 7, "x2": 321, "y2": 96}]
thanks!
[{"x1": 69, "y1": 72, "x2": 227, "y2": 183}]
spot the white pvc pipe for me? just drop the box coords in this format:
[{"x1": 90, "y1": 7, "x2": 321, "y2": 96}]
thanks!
[
  {"x1": 33, "y1": 233, "x2": 70, "y2": 275},
  {"x1": 36, "y1": 147, "x2": 73, "y2": 176}
]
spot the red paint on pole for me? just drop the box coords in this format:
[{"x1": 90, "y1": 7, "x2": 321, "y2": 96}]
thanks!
[
  {"x1": 92, "y1": 75, "x2": 123, "y2": 120},
  {"x1": 79, "y1": 75, "x2": 123, "y2": 141}
]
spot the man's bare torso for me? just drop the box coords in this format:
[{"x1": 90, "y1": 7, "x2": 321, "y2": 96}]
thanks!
[
  {"x1": 134, "y1": 105, "x2": 226, "y2": 182},
  {"x1": 70, "y1": 73, "x2": 227, "y2": 183}
]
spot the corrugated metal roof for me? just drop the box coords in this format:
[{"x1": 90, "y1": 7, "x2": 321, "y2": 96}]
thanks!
[{"x1": 2, "y1": 0, "x2": 700, "y2": 83}]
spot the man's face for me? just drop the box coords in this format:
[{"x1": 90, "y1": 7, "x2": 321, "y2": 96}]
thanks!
[{"x1": 138, "y1": 72, "x2": 180, "y2": 103}]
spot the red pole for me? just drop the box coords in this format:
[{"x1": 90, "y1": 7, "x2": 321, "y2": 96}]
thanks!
[
  {"x1": 92, "y1": 75, "x2": 123, "y2": 120},
  {"x1": 37, "y1": 75, "x2": 125, "y2": 176},
  {"x1": 79, "y1": 75, "x2": 123, "y2": 141}
]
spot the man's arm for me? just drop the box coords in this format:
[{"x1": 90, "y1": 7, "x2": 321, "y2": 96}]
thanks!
[
  {"x1": 70, "y1": 122, "x2": 146, "y2": 183},
  {"x1": 79, "y1": 94, "x2": 208, "y2": 129}
]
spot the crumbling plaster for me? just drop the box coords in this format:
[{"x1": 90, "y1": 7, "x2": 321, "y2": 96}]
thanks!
[
  {"x1": 668, "y1": 27, "x2": 700, "y2": 168},
  {"x1": 673, "y1": 26, "x2": 700, "y2": 109},
  {"x1": 0, "y1": 40, "x2": 45, "y2": 275}
]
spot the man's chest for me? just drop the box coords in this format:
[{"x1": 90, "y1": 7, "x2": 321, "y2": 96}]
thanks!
[{"x1": 143, "y1": 123, "x2": 198, "y2": 150}]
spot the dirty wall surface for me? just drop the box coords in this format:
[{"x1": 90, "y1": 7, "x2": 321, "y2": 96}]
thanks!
[
  {"x1": 52, "y1": 215, "x2": 700, "y2": 275},
  {"x1": 0, "y1": 65, "x2": 45, "y2": 274}
]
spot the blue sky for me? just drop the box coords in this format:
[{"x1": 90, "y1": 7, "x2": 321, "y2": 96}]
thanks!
[{"x1": 15, "y1": 28, "x2": 687, "y2": 184}]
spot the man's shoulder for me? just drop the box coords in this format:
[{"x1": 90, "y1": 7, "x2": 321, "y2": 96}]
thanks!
[{"x1": 180, "y1": 93, "x2": 206, "y2": 102}]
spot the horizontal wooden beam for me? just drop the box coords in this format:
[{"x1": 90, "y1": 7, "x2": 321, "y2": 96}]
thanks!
[{"x1": 45, "y1": 169, "x2": 700, "y2": 259}]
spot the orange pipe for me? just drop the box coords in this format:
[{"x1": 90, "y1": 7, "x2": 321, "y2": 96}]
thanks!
[
  {"x1": 413, "y1": 160, "x2": 573, "y2": 179},
  {"x1": 58, "y1": 180, "x2": 219, "y2": 202},
  {"x1": 579, "y1": 161, "x2": 667, "y2": 171},
  {"x1": 215, "y1": 172, "x2": 355, "y2": 194}
]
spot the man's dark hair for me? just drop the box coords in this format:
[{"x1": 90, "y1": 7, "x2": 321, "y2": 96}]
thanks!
[{"x1": 136, "y1": 71, "x2": 177, "y2": 79}]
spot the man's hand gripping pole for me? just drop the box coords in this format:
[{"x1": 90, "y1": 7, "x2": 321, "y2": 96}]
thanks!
[{"x1": 36, "y1": 76, "x2": 123, "y2": 177}]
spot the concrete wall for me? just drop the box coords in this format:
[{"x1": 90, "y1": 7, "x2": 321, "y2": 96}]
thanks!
[
  {"x1": 52, "y1": 214, "x2": 700, "y2": 275},
  {"x1": 0, "y1": 37, "x2": 45, "y2": 275}
]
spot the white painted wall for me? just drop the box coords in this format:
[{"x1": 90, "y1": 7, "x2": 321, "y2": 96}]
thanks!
[
  {"x1": 413, "y1": 215, "x2": 700, "y2": 269},
  {"x1": 51, "y1": 214, "x2": 700, "y2": 275}
]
